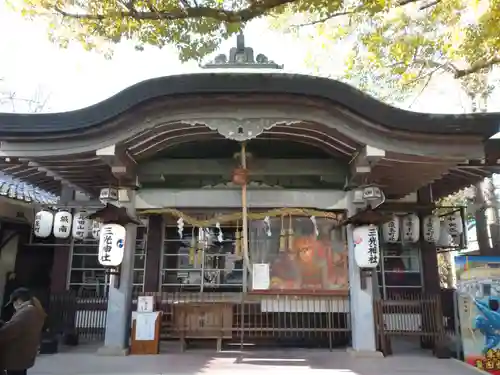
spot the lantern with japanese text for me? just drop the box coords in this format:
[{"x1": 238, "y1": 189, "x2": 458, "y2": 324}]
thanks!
[
  {"x1": 423, "y1": 215, "x2": 440, "y2": 243},
  {"x1": 98, "y1": 223, "x2": 126, "y2": 267},
  {"x1": 402, "y1": 213, "x2": 420, "y2": 243},
  {"x1": 33, "y1": 210, "x2": 54, "y2": 238},
  {"x1": 382, "y1": 216, "x2": 400, "y2": 243},
  {"x1": 91, "y1": 221, "x2": 102, "y2": 240},
  {"x1": 437, "y1": 222, "x2": 452, "y2": 247},
  {"x1": 353, "y1": 225, "x2": 380, "y2": 268},
  {"x1": 53, "y1": 210, "x2": 72, "y2": 239},
  {"x1": 445, "y1": 211, "x2": 463, "y2": 236},
  {"x1": 72, "y1": 212, "x2": 90, "y2": 240}
]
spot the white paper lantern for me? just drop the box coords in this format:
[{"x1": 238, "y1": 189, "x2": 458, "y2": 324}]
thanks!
[
  {"x1": 402, "y1": 214, "x2": 420, "y2": 243},
  {"x1": 33, "y1": 210, "x2": 54, "y2": 238},
  {"x1": 53, "y1": 211, "x2": 73, "y2": 239},
  {"x1": 382, "y1": 216, "x2": 400, "y2": 243},
  {"x1": 445, "y1": 211, "x2": 463, "y2": 236},
  {"x1": 91, "y1": 221, "x2": 102, "y2": 240},
  {"x1": 437, "y1": 222, "x2": 452, "y2": 247},
  {"x1": 353, "y1": 224, "x2": 380, "y2": 268},
  {"x1": 98, "y1": 223, "x2": 126, "y2": 267},
  {"x1": 72, "y1": 211, "x2": 90, "y2": 240},
  {"x1": 423, "y1": 215, "x2": 440, "y2": 243}
]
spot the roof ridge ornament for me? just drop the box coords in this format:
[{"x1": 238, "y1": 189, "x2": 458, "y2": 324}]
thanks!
[{"x1": 201, "y1": 32, "x2": 283, "y2": 70}]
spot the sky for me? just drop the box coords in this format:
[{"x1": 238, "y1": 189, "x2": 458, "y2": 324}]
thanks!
[{"x1": 0, "y1": 2, "x2": 497, "y2": 114}]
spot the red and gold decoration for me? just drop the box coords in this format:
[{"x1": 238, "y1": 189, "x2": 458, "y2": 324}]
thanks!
[{"x1": 232, "y1": 166, "x2": 249, "y2": 186}]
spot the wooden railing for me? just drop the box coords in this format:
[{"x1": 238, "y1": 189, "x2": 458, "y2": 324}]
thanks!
[
  {"x1": 374, "y1": 292, "x2": 446, "y2": 356},
  {"x1": 48, "y1": 291, "x2": 108, "y2": 343},
  {"x1": 139, "y1": 291, "x2": 351, "y2": 351}
]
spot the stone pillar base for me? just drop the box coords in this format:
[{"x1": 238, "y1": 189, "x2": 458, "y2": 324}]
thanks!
[
  {"x1": 96, "y1": 345, "x2": 130, "y2": 356},
  {"x1": 347, "y1": 347, "x2": 384, "y2": 358}
]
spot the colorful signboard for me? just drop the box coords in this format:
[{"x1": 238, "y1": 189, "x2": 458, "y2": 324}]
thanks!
[{"x1": 455, "y1": 255, "x2": 500, "y2": 374}]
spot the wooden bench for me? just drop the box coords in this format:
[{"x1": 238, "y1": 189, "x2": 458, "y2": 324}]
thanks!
[{"x1": 173, "y1": 302, "x2": 233, "y2": 351}]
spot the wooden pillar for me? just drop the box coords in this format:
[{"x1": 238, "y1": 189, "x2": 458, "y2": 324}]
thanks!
[
  {"x1": 417, "y1": 186, "x2": 440, "y2": 294},
  {"x1": 417, "y1": 185, "x2": 441, "y2": 349},
  {"x1": 144, "y1": 215, "x2": 163, "y2": 292},
  {"x1": 347, "y1": 191, "x2": 377, "y2": 353},
  {"x1": 99, "y1": 189, "x2": 138, "y2": 355},
  {"x1": 50, "y1": 186, "x2": 75, "y2": 293}
]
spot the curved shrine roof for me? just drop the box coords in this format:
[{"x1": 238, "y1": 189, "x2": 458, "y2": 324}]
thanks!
[{"x1": 0, "y1": 71, "x2": 498, "y2": 138}]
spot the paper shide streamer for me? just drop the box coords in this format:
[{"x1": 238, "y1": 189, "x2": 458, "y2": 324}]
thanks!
[{"x1": 177, "y1": 218, "x2": 184, "y2": 239}]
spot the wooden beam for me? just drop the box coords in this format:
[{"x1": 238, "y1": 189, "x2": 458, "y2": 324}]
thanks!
[
  {"x1": 25, "y1": 161, "x2": 87, "y2": 192},
  {"x1": 136, "y1": 188, "x2": 348, "y2": 209},
  {"x1": 349, "y1": 145, "x2": 386, "y2": 185},
  {"x1": 485, "y1": 138, "x2": 500, "y2": 165},
  {"x1": 137, "y1": 158, "x2": 348, "y2": 178},
  {"x1": 96, "y1": 144, "x2": 137, "y2": 183}
]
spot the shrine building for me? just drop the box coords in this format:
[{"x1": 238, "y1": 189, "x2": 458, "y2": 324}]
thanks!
[{"x1": 0, "y1": 35, "x2": 500, "y2": 356}]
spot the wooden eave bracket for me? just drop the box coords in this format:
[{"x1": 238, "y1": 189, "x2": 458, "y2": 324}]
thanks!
[
  {"x1": 96, "y1": 144, "x2": 138, "y2": 185},
  {"x1": 349, "y1": 145, "x2": 386, "y2": 185},
  {"x1": 88, "y1": 203, "x2": 142, "y2": 226}
]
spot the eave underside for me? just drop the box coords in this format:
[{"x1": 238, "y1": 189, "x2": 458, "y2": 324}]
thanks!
[{"x1": 0, "y1": 120, "x2": 497, "y2": 200}]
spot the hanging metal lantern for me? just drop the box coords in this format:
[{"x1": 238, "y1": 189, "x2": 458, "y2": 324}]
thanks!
[
  {"x1": 98, "y1": 223, "x2": 126, "y2": 267},
  {"x1": 33, "y1": 210, "x2": 54, "y2": 238},
  {"x1": 382, "y1": 215, "x2": 399, "y2": 243},
  {"x1": 445, "y1": 211, "x2": 463, "y2": 236},
  {"x1": 353, "y1": 224, "x2": 380, "y2": 268},
  {"x1": 53, "y1": 210, "x2": 72, "y2": 239},
  {"x1": 423, "y1": 215, "x2": 440, "y2": 243},
  {"x1": 72, "y1": 211, "x2": 90, "y2": 240},
  {"x1": 91, "y1": 220, "x2": 102, "y2": 240},
  {"x1": 402, "y1": 213, "x2": 420, "y2": 243}
]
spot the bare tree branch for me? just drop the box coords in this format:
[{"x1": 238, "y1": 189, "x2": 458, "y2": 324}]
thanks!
[
  {"x1": 54, "y1": 0, "x2": 297, "y2": 23},
  {"x1": 294, "y1": 0, "x2": 435, "y2": 28},
  {"x1": 408, "y1": 73, "x2": 434, "y2": 108},
  {"x1": 293, "y1": 10, "x2": 355, "y2": 27},
  {"x1": 454, "y1": 55, "x2": 500, "y2": 78},
  {"x1": 392, "y1": 55, "x2": 500, "y2": 80},
  {"x1": 419, "y1": 0, "x2": 441, "y2": 10},
  {"x1": 0, "y1": 78, "x2": 50, "y2": 113}
]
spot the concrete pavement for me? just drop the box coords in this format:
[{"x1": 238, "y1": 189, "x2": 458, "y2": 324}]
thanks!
[{"x1": 30, "y1": 347, "x2": 482, "y2": 375}]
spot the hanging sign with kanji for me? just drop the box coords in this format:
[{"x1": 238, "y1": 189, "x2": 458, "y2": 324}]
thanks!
[
  {"x1": 353, "y1": 224, "x2": 380, "y2": 268},
  {"x1": 33, "y1": 210, "x2": 53, "y2": 238},
  {"x1": 98, "y1": 223, "x2": 126, "y2": 267},
  {"x1": 53, "y1": 211, "x2": 72, "y2": 239},
  {"x1": 423, "y1": 215, "x2": 440, "y2": 243},
  {"x1": 402, "y1": 213, "x2": 420, "y2": 243},
  {"x1": 382, "y1": 215, "x2": 399, "y2": 243},
  {"x1": 445, "y1": 211, "x2": 463, "y2": 236},
  {"x1": 72, "y1": 211, "x2": 90, "y2": 240}
]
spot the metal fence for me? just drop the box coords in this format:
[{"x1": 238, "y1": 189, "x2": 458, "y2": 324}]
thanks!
[
  {"x1": 139, "y1": 292, "x2": 351, "y2": 350},
  {"x1": 374, "y1": 292, "x2": 446, "y2": 356},
  {"x1": 46, "y1": 289, "x2": 457, "y2": 353},
  {"x1": 48, "y1": 291, "x2": 108, "y2": 343},
  {"x1": 440, "y1": 288, "x2": 457, "y2": 335}
]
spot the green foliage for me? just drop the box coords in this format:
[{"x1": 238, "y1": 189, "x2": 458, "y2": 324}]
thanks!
[
  {"x1": 10, "y1": 0, "x2": 308, "y2": 61},
  {"x1": 273, "y1": 0, "x2": 500, "y2": 103},
  {"x1": 10, "y1": 0, "x2": 500, "y2": 81}
]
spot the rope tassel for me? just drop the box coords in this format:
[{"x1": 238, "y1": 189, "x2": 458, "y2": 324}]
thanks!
[
  {"x1": 287, "y1": 214, "x2": 294, "y2": 252},
  {"x1": 279, "y1": 215, "x2": 286, "y2": 252},
  {"x1": 235, "y1": 221, "x2": 242, "y2": 258},
  {"x1": 188, "y1": 227, "x2": 196, "y2": 265}
]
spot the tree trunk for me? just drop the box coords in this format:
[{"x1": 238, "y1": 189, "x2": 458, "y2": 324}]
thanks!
[
  {"x1": 483, "y1": 177, "x2": 500, "y2": 252},
  {"x1": 475, "y1": 181, "x2": 492, "y2": 255}
]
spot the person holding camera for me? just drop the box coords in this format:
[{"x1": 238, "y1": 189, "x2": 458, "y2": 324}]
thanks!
[{"x1": 0, "y1": 288, "x2": 46, "y2": 375}]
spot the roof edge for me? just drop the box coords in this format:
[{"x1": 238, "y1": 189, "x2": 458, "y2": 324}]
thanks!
[{"x1": 0, "y1": 72, "x2": 498, "y2": 137}]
